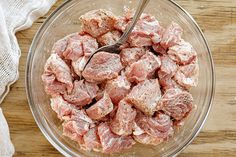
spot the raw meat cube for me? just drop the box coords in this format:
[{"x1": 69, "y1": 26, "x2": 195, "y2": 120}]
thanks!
[
  {"x1": 71, "y1": 56, "x2": 88, "y2": 76},
  {"x1": 80, "y1": 9, "x2": 117, "y2": 37},
  {"x1": 120, "y1": 47, "x2": 146, "y2": 66},
  {"x1": 125, "y1": 51, "x2": 161, "y2": 83},
  {"x1": 62, "y1": 110, "x2": 93, "y2": 144},
  {"x1": 110, "y1": 101, "x2": 137, "y2": 135},
  {"x1": 168, "y1": 41, "x2": 197, "y2": 65},
  {"x1": 97, "y1": 122, "x2": 135, "y2": 153},
  {"x1": 174, "y1": 63, "x2": 199, "y2": 89},
  {"x1": 83, "y1": 127, "x2": 102, "y2": 152},
  {"x1": 152, "y1": 44, "x2": 167, "y2": 54},
  {"x1": 128, "y1": 32, "x2": 153, "y2": 47},
  {"x1": 135, "y1": 111, "x2": 173, "y2": 138},
  {"x1": 50, "y1": 96, "x2": 75, "y2": 120},
  {"x1": 114, "y1": 16, "x2": 129, "y2": 32},
  {"x1": 97, "y1": 30, "x2": 121, "y2": 46},
  {"x1": 105, "y1": 75, "x2": 131, "y2": 105},
  {"x1": 43, "y1": 53, "x2": 73, "y2": 92},
  {"x1": 125, "y1": 79, "x2": 162, "y2": 115},
  {"x1": 63, "y1": 34, "x2": 98, "y2": 61},
  {"x1": 86, "y1": 92, "x2": 114, "y2": 120},
  {"x1": 51, "y1": 37, "x2": 68, "y2": 58},
  {"x1": 41, "y1": 73, "x2": 67, "y2": 96},
  {"x1": 158, "y1": 72, "x2": 182, "y2": 91},
  {"x1": 159, "y1": 55, "x2": 178, "y2": 77},
  {"x1": 160, "y1": 22, "x2": 183, "y2": 49},
  {"x1": 63, "y1": 80, "x2": 98, "y2": 107},
  {"x1": 82, "y1": 51, "x2": 123, "y2": 83},
  {"x1": 133, "y1": 122, "x2": 145, "y2": 136},
  {"x1": 158, "y1": 88, "x2": 193, "y2": 120},
  {"x1": 133, "y1": 133, "x2": 163, "y2": 146}
]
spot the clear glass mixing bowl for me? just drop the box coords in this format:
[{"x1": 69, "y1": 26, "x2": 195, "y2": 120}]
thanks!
[{"x1": 26, "y1": 0, "x2": 215, "y2": 156}]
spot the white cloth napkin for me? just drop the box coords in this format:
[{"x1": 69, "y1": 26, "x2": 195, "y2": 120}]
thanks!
[{"x1": 0, "y1": 0, "x2": 56, "y2": 156}]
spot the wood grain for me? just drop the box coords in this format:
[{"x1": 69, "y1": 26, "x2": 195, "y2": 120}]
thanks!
[{"x1": 1, "y1": 0, "x2": 236, "y2": 156}]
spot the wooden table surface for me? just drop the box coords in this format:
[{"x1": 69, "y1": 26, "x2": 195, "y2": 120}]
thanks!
[{"x1": 1, "y1": 0, "x2": 236, "y2": 156}]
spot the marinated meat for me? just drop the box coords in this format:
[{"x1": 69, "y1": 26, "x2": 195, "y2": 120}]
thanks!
[
  {"x1": 86, "y1": 92, "x2": 113, "y2": 120},
  {"x1": 82, "y1": 51, "x2": 123, "y2": 83},
  {"x1": 120, "y1": 47, "x2": 146, "y2": 66},
  {"x1": 97, "y1": 30, "x2": 121, "y2": 46},
  {"x1": 98, "y1": 122, "x2": 135, "y2": 153},
  {"x1": 158, "y1": 88, "x2": 193, "y2": 120},
  {"x1": 80, "y1": 9, "x2": 117, "y2": 37},
  {"x1": 83, "y1": 127, "x2": 102, "y2": 151},
  {"x1": 110, "y1": 100, "x2": 136, "y2": 135},
  {"x1": 125, "y1": 79, "x2": 162, "y2": 115}
]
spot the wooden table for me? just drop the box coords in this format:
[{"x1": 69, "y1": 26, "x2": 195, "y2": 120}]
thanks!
[{"x1": 1, "y1": 0, "x2": 236, "y2": 156}]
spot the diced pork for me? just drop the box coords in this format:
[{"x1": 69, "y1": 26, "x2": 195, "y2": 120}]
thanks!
[
  {"x1": 63, "y1": 80, "x2": 98, "y2": 107},
  {"x1": 51, "y1": 37, "x2": 68, "y2": 58},
  {"x1": 50, "y1": 96, "x2": 75, "y2": 120},
  {"x1": 152, "y1": 44, "x2": 167, "y2": 54},
  {"x1": 63, "y1": 34, "x2": 98, "y2": 61},
  {"x1": 98, "y1": 122, "x2": 135, "y2": 153},
  {"x1": 86, "y1": 92, "x2": 114, "y2": 120},
  {"x1": 158, "y1": 88, "x2": 193, "y2": 120},
  {"x1": 82, "y1": 51, "x2": 123, "y2": 83},
  {"x1": 125, "y1": 79, "x2": 162, "y2": 115},
  {"x1": 80, "y1": 9, "x2": 117, "y2": 37},
  {"x1": 97, "y1": 30, "x2": 121, "y2": 46},
  {"x1": 174, "y1": 63, "x2": 199, "y2": 89},
  {"x1": 110, "y1": 101, "x2": 137, "y2": 135},
  {"x1": 160, "y1": 22, "x2": 183, "y2": 49},
  {"x1": 71, "y1": 56, "x2": 88, "y2": 76},
  {"x1": 43, "y1": 53, "x2": 73, "y2": 92},
  {"x1": 105, "y1": 75, "x2": 131, "y2": 105},
  {"x1": 125, "y1": 51, "x2": 161, "y2": 83},
  {"x1": 159, "y1": 55, "x2": 178, "y2": 76},
  {"x1": 83, "y1": 127, "x2": 102, "y2": 151},
  {"x1": 158, "y1": 72, "x2": 182, "y2": 91},
  {"x1": 168, "y1": 41, "x2": 197, "y2": 65},
  {"x1": 120, "y1": 47, "x2": 146, "y2": 67},
  {"x1": 133, "y1": 133, "x2": 163, "y2": 146}
]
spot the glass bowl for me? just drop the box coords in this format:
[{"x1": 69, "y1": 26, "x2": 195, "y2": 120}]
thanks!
[{"x1": 26, "y1": 0, "x2": 215, "y2": 156}]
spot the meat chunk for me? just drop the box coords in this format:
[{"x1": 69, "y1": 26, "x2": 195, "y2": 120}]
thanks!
[
  {"x1": 63, "y1": 34, "x2": 98, "y2": 61},
  {"x1": 174, "y1": 63, "x2": 199, "y2": 89},
  {"x1": 125, "y1": 51, "x2": 161, "y2": 83},
  {"x1": 82, "y1": 51, "x2": 123, "y2": 83},
  {"x1": 51, "y1": 37, "x2": 68, "y2": 58},
  {"x1": 86, "y1": 92, "x2": 114, "y2": 120},
  {"x1": 168, "y1": 41, "x2": 197, "y2": 65},
  {"x1": 41, "y1": 73, "x2": 67, "y2": 96},
  {"x1": 83, "y1": 127, "x2": 102, "y2": 152},
  {"x1": 125, "y1": 79, "x2": 162, "y2": 115},
  {"x1": 110, "y1": 101, "x2": 136, "y2": 135},
  {"x1": 80, "y1": 9, "x2": 117, "y2": 37},
  {"x1": 71, "y1": 56, "x2": 88, "y2": 76},
  {"x1": 152, "y1": 44, "x2": 167, "y2": 54},
  {"x1": 158, "y1": 88, "x2": 193, "y2": 120},
  {"x1": 62, "y1": 110, "x2": 93, "y2": 144},
  {"x1": 43, "y1": 53, "x2": 73, "y2": 92},
  {"x1": 63, "y1": 80, "x2": 98, "y2": 107},
  {"x1": 135, "y1": 111, "x2": 172, "y2": 138},
  {"x1": 105, "y1": 75, "x2": 131, "y2": 105},
  {"x1": 159, "y1": 55, "x2": 178, "y2": 77},
  {"x1": 50, "y1": 96, "x2": 75, "y2": 120},
  {"x1": 158, "y1": 73, "x2": 182, "y2": 91},
  {"x1": 160, "y1": 22, "x2": 183, "y2": 49},
  {"x1": 120, "y1": 47, "x2": 146, "y2": 67},
  {"x1": 97, "y1": 30, "x2": 121, "y2": 46},
  {"x1": 97, "y1": 122, "x2": 135, "y2": 153},
  {"x1": 133, "y1": 133, "x2": 163, "y2": 146}
]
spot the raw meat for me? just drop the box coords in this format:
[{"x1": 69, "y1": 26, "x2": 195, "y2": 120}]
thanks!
[
  {"x1": 97, "y1": 30, "x2": 121, "y2": 46},
  {"x1": 105, "y1": 75, "x2": 131, "y2": 105},
  {"x1": 80, "y1": 9, "x2": 117, "y2": 37},
  {"x1": 160, "y1": 22, "x2": 183, "y2": 49},
  {"x1": 125, "y1": 51, "x2": 161, "y2": 83},
  {"x1": 43, "y1": 53, "x2": 73, "y2": 92},
  {"x1": 120, "y1": 47, "x2": 146, "y2": 67},
  {"x1": 71, "y1": 56, "x2": 88, "y2": 76},
  {"x1": 63, "y1": 80, "x2": 98, "y2": 107},
  {"x1": 110, "y1": 100, "x2": 137, "y2": 135},
  {"x1": 86, "y1": 92, "x2": 114, "y2": 120},
  {"x1": 168, "y1": 41, "x2": 197, "y2": 65},
  {"x1": 98, "y1": 122, "x2": 135, "y2": 153},
  {"x1": 158, "y1": 88, "x2": 193, "y2": 120},
  {"x1": 83, "y1": 127, "x2": 102, "y2": 151},
  {"x1": 82, "y1": 51, "x2": 123, "y2": 83},
  {"x1": 133, "y1": 133, "x2": 163, "y2": 146},
  {"x1": 174, "y1": 63, "x2": 199, "y2": 89},
  {"x1": 125, "y1": 79, "x2": 162, "y2": 115},
  {"x1": 152, "y1": 44, "x2": 167, "y2": 54}
]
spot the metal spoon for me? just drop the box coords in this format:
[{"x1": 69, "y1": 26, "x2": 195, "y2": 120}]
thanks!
[{"x1": 82, "y1": 0, "x2": 150, "y2": 72}]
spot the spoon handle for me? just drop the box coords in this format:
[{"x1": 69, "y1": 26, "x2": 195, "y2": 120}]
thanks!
[{"x1": 117, "y1": 0, "x2": 150, "y2": 45}]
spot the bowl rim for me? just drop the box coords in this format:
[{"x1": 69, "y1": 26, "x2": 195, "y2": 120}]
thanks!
[{"x1": 25, "y1": 0, "x2": 215, "y2": 156}]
